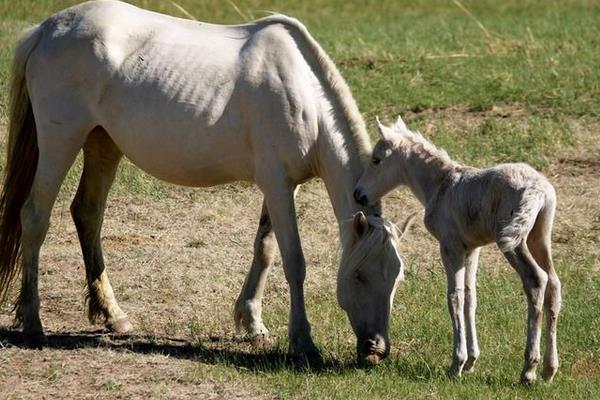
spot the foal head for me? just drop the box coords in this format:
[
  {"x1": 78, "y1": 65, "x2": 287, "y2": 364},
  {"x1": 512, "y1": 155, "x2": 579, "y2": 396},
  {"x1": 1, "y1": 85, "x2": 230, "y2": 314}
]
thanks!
[
  {"x1": 354, "y1": 116, "x2": 453, "y2": 206},
  {"x1": 353, "y1": 116, "x2": 414, "y2": 206},
  {"x1": 338, "y1": 211, "x2": 411, "y2": 365}
]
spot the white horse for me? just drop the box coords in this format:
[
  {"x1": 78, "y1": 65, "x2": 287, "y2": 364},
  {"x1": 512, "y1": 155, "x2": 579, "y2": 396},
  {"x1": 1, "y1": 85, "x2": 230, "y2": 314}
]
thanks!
[
  {"x1": 0, "y1": 0, "x2": 406, "y2": 364},
  {"x1": 354, "y1": 117, "x2": 561, "y2": 382}
]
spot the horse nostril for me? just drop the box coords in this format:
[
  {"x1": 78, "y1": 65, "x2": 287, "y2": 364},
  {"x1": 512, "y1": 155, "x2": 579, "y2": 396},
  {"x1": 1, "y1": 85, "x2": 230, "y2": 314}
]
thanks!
[{"x1": 353, "y1": 188, "x2": 368, "y2": 206}]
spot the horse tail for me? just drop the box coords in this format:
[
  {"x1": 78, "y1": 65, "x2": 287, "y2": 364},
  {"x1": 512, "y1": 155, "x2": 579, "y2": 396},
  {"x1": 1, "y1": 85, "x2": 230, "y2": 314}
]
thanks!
[
  {"x1": 0, "y1": 24, "x2": 43, "y2": 304},
  {"x1": 259, "y1": 14, "x2": 371, "y2": 159}
]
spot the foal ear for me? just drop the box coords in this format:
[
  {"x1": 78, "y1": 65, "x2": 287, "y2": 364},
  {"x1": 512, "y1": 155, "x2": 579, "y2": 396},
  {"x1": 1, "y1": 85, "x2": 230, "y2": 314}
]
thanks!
[
  {"x1": 396, "y1": 212, "x2": 418, "y2": 240},
  {"x1": 375, "y1": 116, "x2": 396, "y2": 142},
  {"x1": 353, "y1": 211, "x2": 369, "y2": 239},
  {"x1": 394, "y1": 115, "x2": 407, "y2": 131}
]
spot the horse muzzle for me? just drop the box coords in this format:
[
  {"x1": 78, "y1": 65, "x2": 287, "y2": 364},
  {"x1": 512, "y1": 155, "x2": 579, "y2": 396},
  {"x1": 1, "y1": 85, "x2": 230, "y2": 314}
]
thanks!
[{"x1": 357, "y1": 334, "x2": 389, "y2": 366}]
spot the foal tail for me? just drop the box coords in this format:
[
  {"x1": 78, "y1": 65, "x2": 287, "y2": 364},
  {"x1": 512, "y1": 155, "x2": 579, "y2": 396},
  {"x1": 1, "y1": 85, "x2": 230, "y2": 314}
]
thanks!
[
  {"x1": 0, "y1": 24, "x2": 43, "y2": 304},
  {"x1": 497, "y1": 190, "x2": 547, "y2": 253}
]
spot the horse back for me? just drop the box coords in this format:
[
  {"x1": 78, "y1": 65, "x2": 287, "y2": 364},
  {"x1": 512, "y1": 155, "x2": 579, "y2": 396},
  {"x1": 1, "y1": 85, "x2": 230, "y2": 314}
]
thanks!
[{"x1": 26, "y1": 0, "x2": 321, "y2": 187}]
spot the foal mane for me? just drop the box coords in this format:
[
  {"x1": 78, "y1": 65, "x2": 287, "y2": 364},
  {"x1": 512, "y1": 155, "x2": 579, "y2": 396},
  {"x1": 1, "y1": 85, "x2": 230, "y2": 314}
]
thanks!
[
  {"x1": 259, "y1": 14, "x2": 372, "y2": 161},
  {"x1": 396, "y1": 127, "x2": 460, "y2": 173}
]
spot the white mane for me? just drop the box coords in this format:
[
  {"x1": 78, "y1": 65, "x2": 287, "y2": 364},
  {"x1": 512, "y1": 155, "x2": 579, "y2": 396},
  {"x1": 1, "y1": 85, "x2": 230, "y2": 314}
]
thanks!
[{"x1": 395, "y1": 125, "x2": 459, "y2": 172}]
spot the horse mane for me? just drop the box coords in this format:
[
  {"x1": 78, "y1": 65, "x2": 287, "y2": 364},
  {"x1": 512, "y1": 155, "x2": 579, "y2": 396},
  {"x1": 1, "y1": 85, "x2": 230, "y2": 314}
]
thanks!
[
  {"x1": 259, "y1": 14, "x2": 372, "y2": 161},
  {"x1": 340, "y1": 215, "x2": 399, "y2": 276},
  {"x1": 397, "y1": 127, "x2": 460, "y2": 173}
]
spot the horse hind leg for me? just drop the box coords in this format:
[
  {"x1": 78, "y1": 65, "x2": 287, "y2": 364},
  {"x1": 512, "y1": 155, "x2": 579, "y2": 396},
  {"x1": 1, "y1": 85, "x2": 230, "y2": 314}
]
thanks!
[
  {"x1": 17, "y1": 123, "x2": 88, "y2": 346},
  {"x1": 501, "y1": 240, "x2": 548, "y2": 384},
  {"x1": 527, "y1": 201, "x2": 560, "y2": 382},
  {"x1": 233, "y1": 199, "x2": 277, "y2": 348},
  {"x1": 70, "y1": 127, "x2": 131, "y2": 333}
]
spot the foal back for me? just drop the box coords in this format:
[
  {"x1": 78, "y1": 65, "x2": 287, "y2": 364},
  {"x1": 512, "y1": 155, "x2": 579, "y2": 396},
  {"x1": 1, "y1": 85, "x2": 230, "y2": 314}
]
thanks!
[{"x1": 431, "y1": 163, "x2": 555, "y2": 250}]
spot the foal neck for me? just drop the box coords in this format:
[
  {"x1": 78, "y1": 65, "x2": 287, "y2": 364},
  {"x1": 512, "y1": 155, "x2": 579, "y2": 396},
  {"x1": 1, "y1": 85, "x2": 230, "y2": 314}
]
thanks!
[{"x1": 402, "y1": 142, "x2": 459, "y2": 206}]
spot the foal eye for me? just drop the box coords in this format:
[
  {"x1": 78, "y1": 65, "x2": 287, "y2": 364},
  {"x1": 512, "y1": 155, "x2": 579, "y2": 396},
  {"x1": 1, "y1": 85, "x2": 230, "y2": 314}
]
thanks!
[{"x1": 372, "y1": 157, "x2": 381, "y2": 165}]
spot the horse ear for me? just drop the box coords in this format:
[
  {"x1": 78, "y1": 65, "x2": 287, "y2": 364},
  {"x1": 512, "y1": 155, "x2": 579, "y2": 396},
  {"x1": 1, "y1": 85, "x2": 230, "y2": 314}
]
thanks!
[
  {"x1": 353, "y1": 211, "x2": 369, "y2": 239},
  {"x1": 396, "y1": 212, "x2": 418, "y2": 240},
  {"x1": 394, "y1": 115, "x2": 407, "y2": 131},
  {"x1": 375, "y1": 116, "x2": 395, "y2": 141}
]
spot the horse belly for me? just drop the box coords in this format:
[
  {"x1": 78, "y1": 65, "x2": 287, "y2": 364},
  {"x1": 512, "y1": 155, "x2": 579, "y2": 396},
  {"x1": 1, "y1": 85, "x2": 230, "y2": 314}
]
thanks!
[{"x1": 111, "y1": 125, "x2": 254, "y2": 187}]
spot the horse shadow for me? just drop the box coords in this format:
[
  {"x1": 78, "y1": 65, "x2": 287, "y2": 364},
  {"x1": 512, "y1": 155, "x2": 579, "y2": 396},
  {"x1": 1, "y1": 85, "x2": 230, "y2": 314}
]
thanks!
[
  {"x1": 1, "y1": 328, "x2": 507, "y2": 385},
  {"x1": 0, "y1": 327, "x2": 341, "y2": 373}
]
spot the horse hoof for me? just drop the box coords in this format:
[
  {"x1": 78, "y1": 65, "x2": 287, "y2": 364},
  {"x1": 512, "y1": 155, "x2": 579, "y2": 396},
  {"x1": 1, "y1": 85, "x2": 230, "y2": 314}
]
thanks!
[
  {"x1": 463, "y1": 356, "x2": 478, "y2": 373},
  {"x1": 290, "y1": 344, "x2": 323, "y2": 367},
  {"x1": 250, "y1": 333, "x2": 273, "y2": 350},
  {"x1": 108, "y1": 318, "x2": 133, "y2": 334},
  {"x1": 22, "y1": 332, "x2": 47, "y2": 349}
]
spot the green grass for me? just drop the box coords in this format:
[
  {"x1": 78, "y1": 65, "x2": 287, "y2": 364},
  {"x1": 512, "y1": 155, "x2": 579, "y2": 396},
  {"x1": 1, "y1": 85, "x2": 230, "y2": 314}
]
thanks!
[
  {"x1": 0, "y1": 1, "x2": 599, "y2": 399},
  {"x1": 185, "y1": 251, "x2": 600, "y2": 399}
]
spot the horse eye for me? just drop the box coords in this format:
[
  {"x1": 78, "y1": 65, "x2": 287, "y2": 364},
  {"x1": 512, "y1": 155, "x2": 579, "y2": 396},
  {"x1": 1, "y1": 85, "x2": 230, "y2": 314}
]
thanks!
[{"x1": 372, "y1": 157, "x2": 381, "y2": 165}]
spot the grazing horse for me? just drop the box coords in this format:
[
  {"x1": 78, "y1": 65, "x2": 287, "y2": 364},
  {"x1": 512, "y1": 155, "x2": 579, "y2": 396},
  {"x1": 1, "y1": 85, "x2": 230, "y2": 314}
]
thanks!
[
  {"x1": 0, "y1": 0, "x2": 406, "y2": 364},
  {"x1": 354, "y1": 117, "x2": 561, "y2": 382}
]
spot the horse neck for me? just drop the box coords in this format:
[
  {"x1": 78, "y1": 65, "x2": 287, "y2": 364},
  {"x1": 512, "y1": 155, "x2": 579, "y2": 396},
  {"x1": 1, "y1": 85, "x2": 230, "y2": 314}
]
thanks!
[
  {"x1": 315, "y1": 113, "x2": 377, "y2": 225},
  {"x1": 402, "y1": 149, "x2": 455, "y2": 206}
]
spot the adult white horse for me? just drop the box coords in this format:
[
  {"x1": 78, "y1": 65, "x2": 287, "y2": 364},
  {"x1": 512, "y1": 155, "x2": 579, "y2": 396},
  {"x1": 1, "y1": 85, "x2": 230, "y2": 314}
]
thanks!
[{"x1": 0, "y1": 0, "x2": 406, "y2": 364}]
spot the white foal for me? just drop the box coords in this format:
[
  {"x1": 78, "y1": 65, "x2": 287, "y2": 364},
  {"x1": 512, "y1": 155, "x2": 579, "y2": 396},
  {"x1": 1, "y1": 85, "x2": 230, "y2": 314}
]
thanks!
[{"x1": 354, "y1": 117, "x2": 561, "y2": 383}]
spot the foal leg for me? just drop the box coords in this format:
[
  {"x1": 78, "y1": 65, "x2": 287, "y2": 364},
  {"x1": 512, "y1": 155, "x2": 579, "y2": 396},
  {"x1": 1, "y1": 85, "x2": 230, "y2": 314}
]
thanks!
[
  {"x1": 502, "y1": 242, "x2": 548, "y2": 384},
  {"x1": 440, "y1": 241, "x2": 468, "y2": 377},
  {"x1": 233, "y1": 199, "x2": 277, "y2": 344},
  {"x1": 463, "y1": 247, "x2": 481, "y2": 373},
  {"x1": 17, "y1": 125, "x2": 86, "y2": 346},
  {"x1": 527, "y1": 206, "x2": 561, "y2": 382},
  {"x1": 71, "y1": 128, "x2": 131, "y2": 333},
  {"x1": 258, "y1": 177, "x2": 318, "y2": 359}
]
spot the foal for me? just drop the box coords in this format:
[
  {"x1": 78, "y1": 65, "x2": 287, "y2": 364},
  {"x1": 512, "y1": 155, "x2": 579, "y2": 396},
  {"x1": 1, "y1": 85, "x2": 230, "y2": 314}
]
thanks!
[{"x1": 354, "y1": 117, "x2": 561, "y2": 383}]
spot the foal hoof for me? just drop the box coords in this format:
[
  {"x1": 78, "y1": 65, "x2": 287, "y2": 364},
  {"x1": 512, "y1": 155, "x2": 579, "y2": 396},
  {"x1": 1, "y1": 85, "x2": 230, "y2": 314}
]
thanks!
[
  {"x1": 520, "y1": 370, "x2": 537, "y2": 385},
  {"x1": 22, "y1": 332, "x2": 48, "y2": 349},
  {"x1": 108, "y1": 318, "x2": 133, "y2": 334},
  {"x1": 541, "y1": 365, "x2": 558, "y2": 383}
]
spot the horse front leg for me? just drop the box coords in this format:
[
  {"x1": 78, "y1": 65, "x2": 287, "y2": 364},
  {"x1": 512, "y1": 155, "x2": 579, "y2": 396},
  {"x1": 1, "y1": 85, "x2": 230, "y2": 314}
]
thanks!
[
  {"x1": 440, "y1": 240, "x2": 467, "y2": 377},
  {"x1": 71, "y1": 128, "x2": 131, "y2": 333},
  {"x1": 233, "y1": 199, "x2": 277, "y2": 346},
  {"x1": 259, "y1": 177, "x2": 319, "y2": 359},
  {"x1": 463, "y1": 247, "x2": 481, "y2": 373}
]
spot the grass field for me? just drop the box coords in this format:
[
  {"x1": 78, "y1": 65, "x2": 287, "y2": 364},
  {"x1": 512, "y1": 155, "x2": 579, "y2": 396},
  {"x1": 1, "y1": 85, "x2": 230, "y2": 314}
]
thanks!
[{"x1": 0, "y1": 0, "x2": 599, "y2": 399}]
